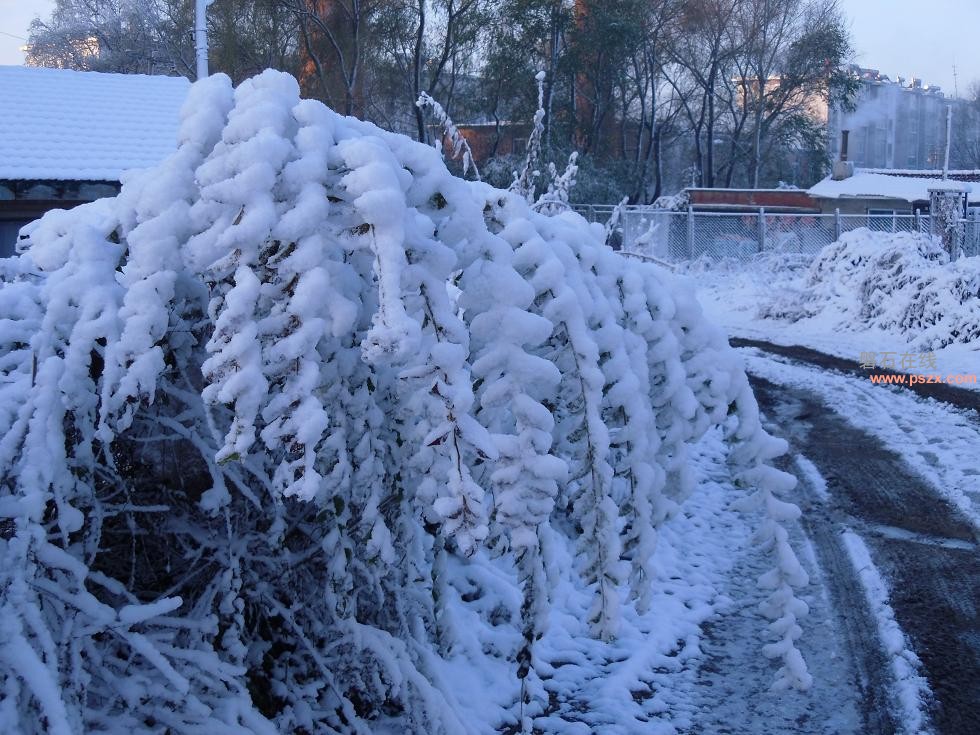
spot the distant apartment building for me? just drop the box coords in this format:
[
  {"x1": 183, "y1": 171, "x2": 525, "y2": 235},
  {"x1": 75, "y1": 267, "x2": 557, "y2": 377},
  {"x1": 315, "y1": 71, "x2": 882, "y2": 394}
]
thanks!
[{"x1": 825, "y1": 66, "x2": 963, "y2": 170}]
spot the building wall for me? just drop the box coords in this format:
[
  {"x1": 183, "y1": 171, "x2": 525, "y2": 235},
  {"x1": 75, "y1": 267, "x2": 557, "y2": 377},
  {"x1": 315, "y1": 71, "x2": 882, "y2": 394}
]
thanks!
[
  {"x1": 442, "y1": 124, "x2": 532, "y2": 163},
  {"x1": 826, "y1": 69, "x2": 967, "y2": 171},
  {"x1": 813, "y1": 197, "x2": 918, "y2": 215},
  {"x1": 688, "y1": 188, "x2": 819, "y2": 212}
]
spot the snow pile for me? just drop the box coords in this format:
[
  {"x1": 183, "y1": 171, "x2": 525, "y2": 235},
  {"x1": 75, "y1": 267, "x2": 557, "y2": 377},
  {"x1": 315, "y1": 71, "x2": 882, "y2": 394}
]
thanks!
[
  {"x1": 678, "y1": 250, "x2": 812, "y2": 323},
  {"x1": 788, "y1": 229, "x2": 980, "y2": 349},
  {"x1": 0, "y1": 70, "x2": 807, "y2": 734}
]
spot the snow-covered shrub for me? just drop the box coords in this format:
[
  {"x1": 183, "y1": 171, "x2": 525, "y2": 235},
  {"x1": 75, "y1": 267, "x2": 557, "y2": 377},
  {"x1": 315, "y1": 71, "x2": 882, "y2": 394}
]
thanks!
[
  {"x1": 0, "y1": 70, "x2": 809, "y2": 734},
  {"x1": 903, "y1": 266, "x2": 980, "y2": 349},
  {"x1": 804, "y1": 229, "x2": 947, "y2": 324},
  {"x1": 784, "y1": 228, "x2": 980, "y2": 349}
]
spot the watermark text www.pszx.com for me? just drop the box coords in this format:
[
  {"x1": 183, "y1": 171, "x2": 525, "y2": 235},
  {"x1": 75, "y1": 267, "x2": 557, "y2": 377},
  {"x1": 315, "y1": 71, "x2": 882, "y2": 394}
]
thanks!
[
  {"x1": 868, "y1": 372, "x2": 977, "y2": 386},
  {"x1": 859, "y1": 350, "x2": 976, "y2": 386}
]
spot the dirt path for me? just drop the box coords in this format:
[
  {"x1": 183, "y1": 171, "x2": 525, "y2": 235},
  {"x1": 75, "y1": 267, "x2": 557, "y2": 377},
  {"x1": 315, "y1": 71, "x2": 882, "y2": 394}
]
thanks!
[{"x1": 747, "y1": 366, "x2": 980, "y2": 735}]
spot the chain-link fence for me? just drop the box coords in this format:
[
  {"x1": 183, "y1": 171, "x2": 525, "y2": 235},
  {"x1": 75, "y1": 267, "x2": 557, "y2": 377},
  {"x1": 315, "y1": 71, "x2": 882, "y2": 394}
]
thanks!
[
  {"x1": 961, "y1": 217, "x2": 980, "y2": 258},
  {"x1": 571, "y1": 204, "x2": 980, "y2": 263}
]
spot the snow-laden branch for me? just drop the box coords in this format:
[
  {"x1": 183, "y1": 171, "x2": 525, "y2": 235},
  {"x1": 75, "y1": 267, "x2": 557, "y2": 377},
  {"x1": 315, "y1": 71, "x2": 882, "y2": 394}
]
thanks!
[
  {"x1": 416, "y1": 91, "x2": 480, "y2": 181},
  {"x1": 510, "y1": 71, "x2": 547, "y2": 202}
]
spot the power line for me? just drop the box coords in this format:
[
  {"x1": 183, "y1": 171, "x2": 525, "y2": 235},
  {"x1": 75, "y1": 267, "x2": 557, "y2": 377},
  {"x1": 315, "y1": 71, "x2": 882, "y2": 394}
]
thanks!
[{"x1": 0, "y1": 30, "x2": 28, "y2": 41}]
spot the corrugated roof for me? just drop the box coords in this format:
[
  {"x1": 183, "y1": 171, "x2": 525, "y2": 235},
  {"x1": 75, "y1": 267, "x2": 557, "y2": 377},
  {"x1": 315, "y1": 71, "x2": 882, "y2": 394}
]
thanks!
[{"x1": 0, "y1": 65, "x2": 190, "y2": 182}]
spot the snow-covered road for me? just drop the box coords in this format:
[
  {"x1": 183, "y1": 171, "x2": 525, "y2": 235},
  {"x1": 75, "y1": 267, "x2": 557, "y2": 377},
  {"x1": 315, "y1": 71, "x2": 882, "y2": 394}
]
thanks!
[{"x1": 734, "y1": 340, "x2": 980, "y2": 735}]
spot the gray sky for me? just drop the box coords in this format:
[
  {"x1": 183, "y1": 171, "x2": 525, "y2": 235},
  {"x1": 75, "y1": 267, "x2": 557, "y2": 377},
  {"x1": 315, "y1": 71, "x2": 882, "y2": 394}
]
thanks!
[
  {"x1": 0, "y1": 0, "x2": 54, "y2": 64},
  {"x1": 1, "y1": 0, "x2": 979, "y2": 95},
  {"x1": 841, "y1": 0, "x2": 980, "y2": 95}
]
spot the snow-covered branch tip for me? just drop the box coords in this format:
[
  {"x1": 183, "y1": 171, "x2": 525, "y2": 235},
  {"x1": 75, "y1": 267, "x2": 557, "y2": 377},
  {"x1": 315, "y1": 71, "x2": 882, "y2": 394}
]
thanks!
[
  {"x1": 510, "y1": 70, "x2": 547, "y2": 203},
  {"x1": 533, "y1": 151, "x2": 578, "y2": 215},
  {"x1": 604, "y1": 195, "x2": 630, "y2": 247},
  {"x1": 416, "y1": 91, "x2": 480, "y2": 181}
]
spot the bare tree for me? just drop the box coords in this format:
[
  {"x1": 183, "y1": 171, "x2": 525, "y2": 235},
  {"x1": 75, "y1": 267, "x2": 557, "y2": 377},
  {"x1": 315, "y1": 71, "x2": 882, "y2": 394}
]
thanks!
[
  {"x1": 663, "y1": 0, "x2": 741, "y2": 187},
  {"x1": 410, "y1": 0, "x2": 485, "y2": 142},
  {"x1": 280, "y1": 0, "x2": 373, "y2": 115},
  {"x1": 736, "y1": 0, "x2": 852, "y2": 187},
  {"x1": 625, "y1": 0, "x2": 683, "y2": 201},
  {"x1": 25, "y1": 0, "x2": 856, "y2": 197},
  {"x1": 27, "y1": 0, "x2": 299, "y2": 82},
  {"x1": 26, "y1": 0, "x2": 178, "y2": 74}
]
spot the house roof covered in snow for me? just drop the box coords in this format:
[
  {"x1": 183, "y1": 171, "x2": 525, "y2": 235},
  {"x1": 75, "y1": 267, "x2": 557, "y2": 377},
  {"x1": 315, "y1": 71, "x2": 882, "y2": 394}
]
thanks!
[
  {"x1": 0, "y1": 65, "x2": 190, "y2": 182},
  {"x1": 809, "y1": 169, "x2": 979, "y2": 204}
]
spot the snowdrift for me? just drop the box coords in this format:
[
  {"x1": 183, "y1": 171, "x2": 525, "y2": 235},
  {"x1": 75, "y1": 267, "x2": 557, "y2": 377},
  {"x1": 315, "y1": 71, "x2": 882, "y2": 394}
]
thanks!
[
  {"x1": 0, "y1": 71, "x2": 806, "y2": 734},
  {"x1": 764, "y1": 229, "x2": 980, "y2": 350}
]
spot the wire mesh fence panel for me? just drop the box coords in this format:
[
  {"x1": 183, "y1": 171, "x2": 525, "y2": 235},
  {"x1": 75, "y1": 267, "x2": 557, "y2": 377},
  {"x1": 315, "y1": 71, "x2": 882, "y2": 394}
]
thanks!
[
  {"x1": 761, "y1": 213, "x2": 836, "y2": 255},
  {"x1": 566, "y1": 204, "x2": 980, "y2": 263},
  {"x1": 571, "y1": 204, "x2": 617, "y2": 224},
  {"x1": 687, "y1": 213, "x2": 763, "y2": 260},
  {"x1": 618, "y1": 210, "x2": 684, "y2": 261},
  {"x1": 961, "y1": 218, "x2": 980, "y2": 258},
  {"x1": 839, "y1": 213, "x2": 928, "y2": 235}
]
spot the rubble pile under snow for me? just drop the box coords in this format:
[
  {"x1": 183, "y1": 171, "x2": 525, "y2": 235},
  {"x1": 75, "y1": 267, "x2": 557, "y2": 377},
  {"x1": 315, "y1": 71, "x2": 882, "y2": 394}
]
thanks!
[{"x1": 786, "y1": 230, "x2": 980, "y2": 350}]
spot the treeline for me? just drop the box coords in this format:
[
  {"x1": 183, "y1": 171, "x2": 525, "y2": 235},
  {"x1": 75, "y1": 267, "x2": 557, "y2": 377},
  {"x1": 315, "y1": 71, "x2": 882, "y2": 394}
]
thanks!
[{"x1": 27, "y1": 0, "x2": 855, "y2": 201}]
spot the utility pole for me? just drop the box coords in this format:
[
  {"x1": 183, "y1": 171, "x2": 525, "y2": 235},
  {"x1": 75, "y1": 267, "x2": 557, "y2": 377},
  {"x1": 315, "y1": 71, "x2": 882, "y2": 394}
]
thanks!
[
  {"x1": 195, "y1": 0, "x2": 215, "y2": 80},
  {"x1": 943, "y1": 105, "x2": 952, "y2": 180}
]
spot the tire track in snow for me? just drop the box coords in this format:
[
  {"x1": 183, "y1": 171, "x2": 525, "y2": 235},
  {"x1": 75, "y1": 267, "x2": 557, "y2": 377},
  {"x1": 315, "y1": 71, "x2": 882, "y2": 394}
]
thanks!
[
  {"x1": 739, "y1": 346, "x2": 980, "y2": 535},
  {"x1": 841, "y1": 530, "x2": 934, "y2": 735}
]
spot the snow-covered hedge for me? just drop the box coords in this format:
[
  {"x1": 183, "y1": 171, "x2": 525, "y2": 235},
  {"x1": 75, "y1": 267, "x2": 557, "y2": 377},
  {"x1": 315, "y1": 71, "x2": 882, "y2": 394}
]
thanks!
[
  {"x1": 778, "y1": 229, "x2": 980, "y2": 349},
  {"x1": 0, "y1": 71, "x2": 807, "y2": 734}
]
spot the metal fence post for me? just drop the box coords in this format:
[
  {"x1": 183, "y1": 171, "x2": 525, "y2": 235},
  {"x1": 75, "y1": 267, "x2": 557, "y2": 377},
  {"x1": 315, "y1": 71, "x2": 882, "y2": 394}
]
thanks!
[
  {"x1": 686, "y1": 205, "x2": 694, "y2": 258},
  {"x1": 834, "y1": 208, "x2": 841, "y2": 241},
  {"x1": 758, "y1": 207, "x2": 766, "y2": 252}
]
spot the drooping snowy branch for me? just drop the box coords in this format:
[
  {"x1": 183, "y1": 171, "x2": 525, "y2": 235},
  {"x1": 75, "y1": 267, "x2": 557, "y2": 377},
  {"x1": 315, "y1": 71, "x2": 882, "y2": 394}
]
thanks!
[
  {"x1": 416, "y1": 91, "x2": 481, "y2": 181},
  {"x1": 729, "y1": 383, "x2": 813, "y2": 691}
]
